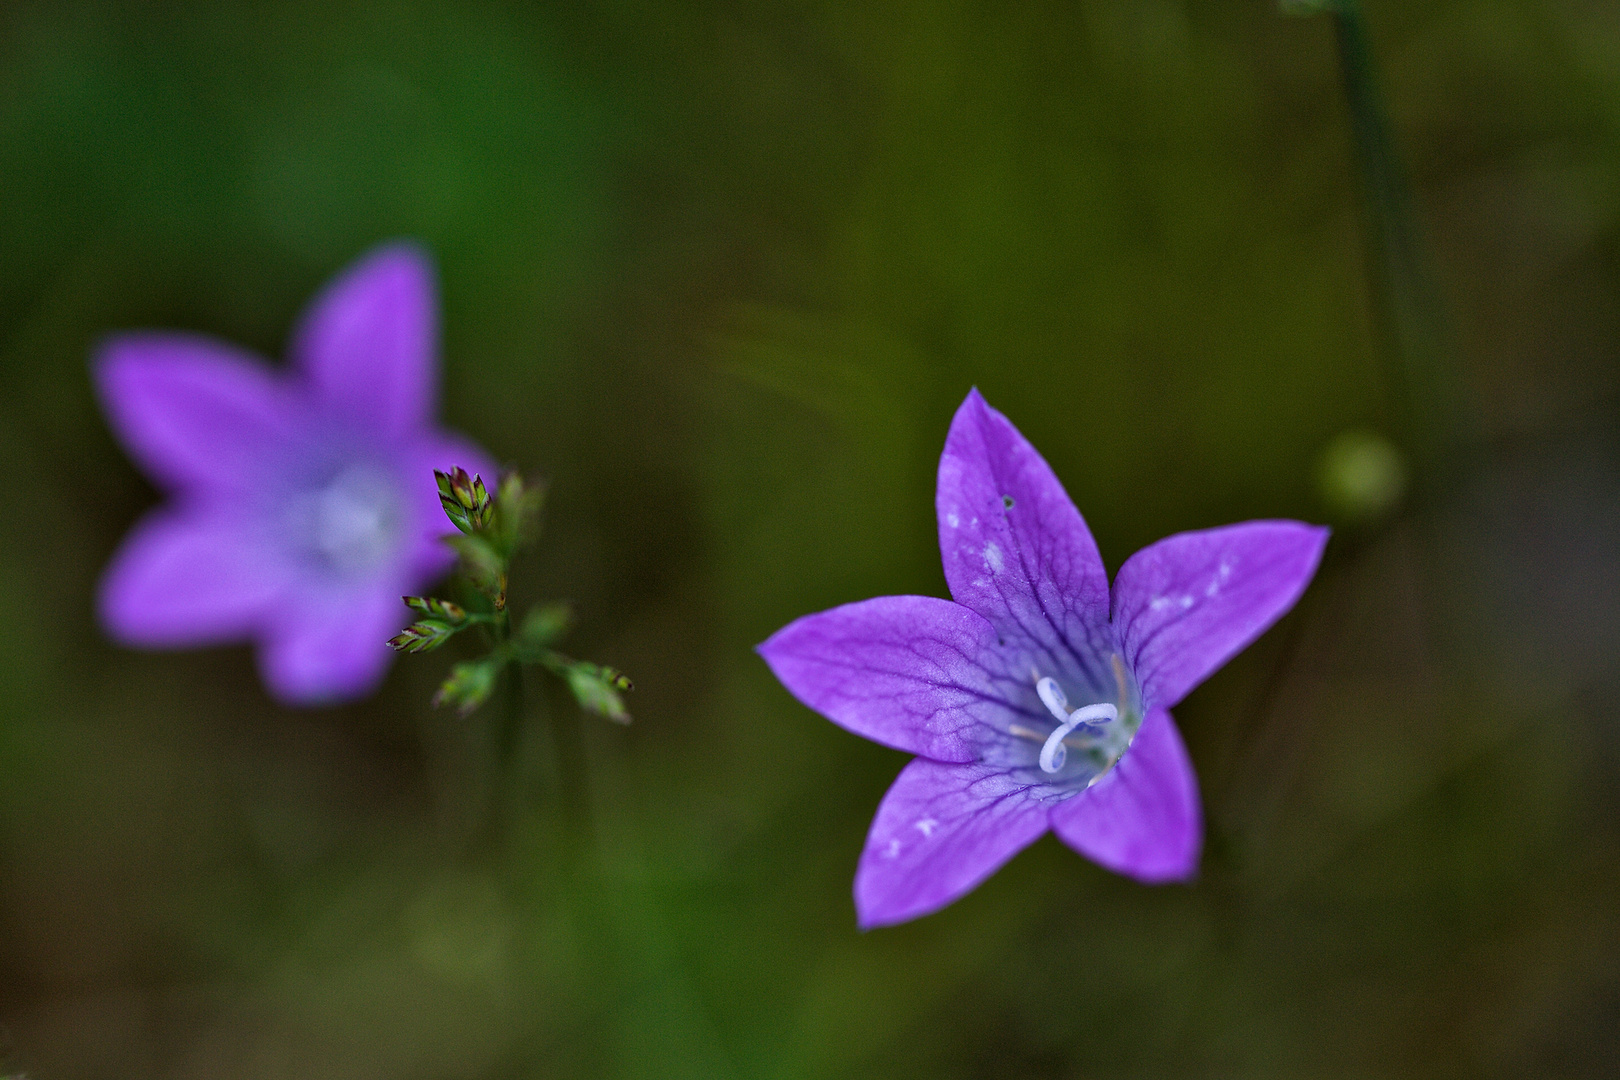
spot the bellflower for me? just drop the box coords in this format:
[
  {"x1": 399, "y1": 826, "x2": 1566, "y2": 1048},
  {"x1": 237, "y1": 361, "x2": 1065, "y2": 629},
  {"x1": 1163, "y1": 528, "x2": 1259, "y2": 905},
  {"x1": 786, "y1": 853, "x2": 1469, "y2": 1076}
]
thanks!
[
  {"x1": 96, "y1": 243, "x2": 496, "y2": 705},
  {"x1": 759, "y1": 390, "x2": 1327, "y2": 927}
]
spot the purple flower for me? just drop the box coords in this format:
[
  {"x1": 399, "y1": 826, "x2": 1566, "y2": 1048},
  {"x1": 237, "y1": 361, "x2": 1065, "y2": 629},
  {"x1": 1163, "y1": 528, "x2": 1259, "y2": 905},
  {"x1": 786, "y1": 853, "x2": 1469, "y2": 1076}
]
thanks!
[
  {"x1": 95, "y1": 243, "x2": 496, "y2": 705},
  {"x1": 758, "y1": 390, "x2": 1327, "y2": 928}
]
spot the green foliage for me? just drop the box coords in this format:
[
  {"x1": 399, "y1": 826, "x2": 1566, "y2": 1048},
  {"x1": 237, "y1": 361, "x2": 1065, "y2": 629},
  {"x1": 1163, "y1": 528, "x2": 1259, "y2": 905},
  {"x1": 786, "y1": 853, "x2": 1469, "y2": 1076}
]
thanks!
[{"x1": 400, "y1": 465, "x2": 631, "y2": 723}]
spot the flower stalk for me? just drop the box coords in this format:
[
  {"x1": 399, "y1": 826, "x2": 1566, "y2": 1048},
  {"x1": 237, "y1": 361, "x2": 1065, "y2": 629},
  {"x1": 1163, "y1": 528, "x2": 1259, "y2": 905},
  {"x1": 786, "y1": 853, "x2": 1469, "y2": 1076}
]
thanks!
[
  {"x1": 1283, "y1": 0, "x2": 1468, "y2": 496},
  {"x1": 390, "y1": 465, "x2": 631, "y2": 826}
]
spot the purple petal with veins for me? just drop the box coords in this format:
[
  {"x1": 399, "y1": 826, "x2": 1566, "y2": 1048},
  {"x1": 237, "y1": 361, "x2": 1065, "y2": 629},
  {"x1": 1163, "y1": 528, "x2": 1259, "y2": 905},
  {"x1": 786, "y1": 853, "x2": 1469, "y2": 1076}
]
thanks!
[
  {"x1": 855, "y1": 758, "x2": 1054, "y2": 929},
  {"x1": 936, "y1": 389, "x2": 1115, "y2": 696},
  {"x1": 1050, "y1": 707, "x2": 1202, "y2": 882},
  {"x1": 1112, "y1": 521, "x2": 1329, "y2": 710},
  {"x1": 758, "y1": 595, "x2": 1023, "y2": 763}
]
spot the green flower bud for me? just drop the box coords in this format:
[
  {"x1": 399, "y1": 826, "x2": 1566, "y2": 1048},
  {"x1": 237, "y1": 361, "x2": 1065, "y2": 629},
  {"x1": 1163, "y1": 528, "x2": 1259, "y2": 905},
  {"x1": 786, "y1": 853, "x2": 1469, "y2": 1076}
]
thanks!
[
  {"x1": 492, "y1": 470, "x2": 546, "y2": 553},
  {"x1": 1317, "y1": 428, "x2": 1406, "y2": 525},
  {"x1": 445, "y1": 534, "x2": 505, "y2": 601},
  {"x1": 562, "y1": 660, "x2": 632, "y2": 723},
  {"x1": 404, "y1": 595, "x2": 468, "y2": 624},
  {"x1": 518, "y1": 602, "x2": 573, "y2": 648},
  {"x1": 387, "y1": 619, "x2": 457, "y2": 653},
  {"x1": 433, "y1": 659, "x2": 500, "y2": 716},
  {"x1": 435, "y1": 466, "x2": 493, "y2": 533}
]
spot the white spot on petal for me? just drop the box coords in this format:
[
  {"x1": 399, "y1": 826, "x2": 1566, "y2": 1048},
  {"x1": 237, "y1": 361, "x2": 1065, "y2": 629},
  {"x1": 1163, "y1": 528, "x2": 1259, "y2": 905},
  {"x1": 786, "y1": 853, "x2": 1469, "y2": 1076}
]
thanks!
[
  {"x1": 946, "y1": 512, "x2": 960, "y2": 528},
  {"x1": 1150, "y1": 596, "x2": 1172, "y2": 612},
  {"x1": 914, "y1": 818, "x2": 939, "y2": 838},
  {"x1": 1179, "y1": 595, "x2": 1194, "y2": 609},
  {"x1": 884, "y1": 839, "x2": 902, "y2": 859},
  {"x1": 983, "y1": 542, "x2": 1004, "y2": 574}
]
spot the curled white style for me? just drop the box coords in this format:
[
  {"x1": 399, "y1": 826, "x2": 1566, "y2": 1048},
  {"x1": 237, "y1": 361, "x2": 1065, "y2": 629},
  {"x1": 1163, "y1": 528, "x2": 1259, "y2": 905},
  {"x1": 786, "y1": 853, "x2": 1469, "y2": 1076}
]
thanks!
[{"x1": 1034, "y1": 676, "x2": 1118, "y2": 774}]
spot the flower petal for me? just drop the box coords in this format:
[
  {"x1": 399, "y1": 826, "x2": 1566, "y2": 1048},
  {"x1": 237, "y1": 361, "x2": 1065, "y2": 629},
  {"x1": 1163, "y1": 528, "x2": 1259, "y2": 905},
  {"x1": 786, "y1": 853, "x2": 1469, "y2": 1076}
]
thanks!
[
  {"x1": 759, "y1": 596, "x2": 1032, "y2": 763},
  {"x1": 1112, "y1": 520, "x2": 1329, "y2": 710},
  {"x1": 935, "y1": 389, "x2": 1113, "y2": 690},
  {"x1": 854, "y1": 758, "x2": 1052, "y2": 928},
  {"x1": 95, "y1": 334, "x2": 297, "y2": 493},
  {"x1": 98, "y1": 508, "x2": 293, "y2": 646},
  {"x1": 1050, "y1": 707, "x2": 1201, "y2": 882},
  {"x1": 291, "y1": 242, "x2": 437, "y2": 436},
  {"x1": 258, "y1": 583, "x2": 406, "y2": 705}
]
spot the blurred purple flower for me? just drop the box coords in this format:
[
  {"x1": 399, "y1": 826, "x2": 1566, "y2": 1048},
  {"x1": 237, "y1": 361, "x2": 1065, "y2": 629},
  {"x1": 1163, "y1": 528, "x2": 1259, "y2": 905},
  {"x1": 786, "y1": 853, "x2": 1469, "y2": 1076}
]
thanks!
[
  {"x1": 95, "y1": 243, "x2": 495, "y2": 705},
  {"x1": 759, "y1": 390, "x2": 1327, "y2": 927}
]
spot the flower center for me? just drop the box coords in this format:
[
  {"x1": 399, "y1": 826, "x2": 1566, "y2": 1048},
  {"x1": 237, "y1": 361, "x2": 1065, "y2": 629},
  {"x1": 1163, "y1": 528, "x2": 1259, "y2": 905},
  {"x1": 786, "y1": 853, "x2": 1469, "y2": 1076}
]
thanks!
[
  {"x1": 300, "y1": 465, "x2": 404, "y2": 573},
  {"x1": 1035, "y1": 677, "x2": 1118, "y2": 773},
  {"x1": 1003, "y1": 654, "x2": 1141, "y2": 781}
]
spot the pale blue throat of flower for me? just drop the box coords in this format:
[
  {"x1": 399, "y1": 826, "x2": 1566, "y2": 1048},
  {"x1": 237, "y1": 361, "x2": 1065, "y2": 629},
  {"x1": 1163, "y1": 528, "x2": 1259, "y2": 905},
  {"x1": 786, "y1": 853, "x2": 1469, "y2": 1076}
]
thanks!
[
  {"x1": 287, "y1": 464, "x2": 407, "y2": 575},
  {"x1": 1009, "y1": 654, "x2": 1143, "y2": 784}
]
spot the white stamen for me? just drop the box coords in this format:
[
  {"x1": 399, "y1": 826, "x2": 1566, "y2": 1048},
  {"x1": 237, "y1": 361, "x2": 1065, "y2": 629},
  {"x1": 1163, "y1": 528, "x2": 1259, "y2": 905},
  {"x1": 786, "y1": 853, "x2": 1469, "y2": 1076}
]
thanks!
[
  {"x1": 1039, "y1": 703, "x2": 1118, "y2": 774},
  {"x1": 1035, "y1": 677, "x2": 1069, "y2": 722}
]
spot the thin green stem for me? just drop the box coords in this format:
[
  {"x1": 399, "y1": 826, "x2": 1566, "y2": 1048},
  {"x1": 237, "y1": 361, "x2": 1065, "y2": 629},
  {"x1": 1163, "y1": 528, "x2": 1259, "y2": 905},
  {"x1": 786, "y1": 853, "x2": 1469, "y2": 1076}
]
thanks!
[
  {"x1": 1315, "y1": 0, "x2": 1474, "y2": 693},
  {"x1": 482, "y1": 592, "x2": 524, "y2": 845},
  {"x1": 1329, "y1": 0, "x2": 1468, "y2": 495},
  {"x1": 496, "y1": 660, "x2": 525, "y2": 773}
]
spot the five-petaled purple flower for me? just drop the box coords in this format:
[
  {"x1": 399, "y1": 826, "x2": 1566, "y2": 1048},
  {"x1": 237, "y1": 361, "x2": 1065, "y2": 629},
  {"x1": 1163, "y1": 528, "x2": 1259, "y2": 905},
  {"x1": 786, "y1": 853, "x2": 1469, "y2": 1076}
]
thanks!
[
  {"x1": 759, "y1": 390, "x2": 1327, "y2": 928},
  {"x1": 96, "y1": 243, "x2": 496, "y2": 705}
]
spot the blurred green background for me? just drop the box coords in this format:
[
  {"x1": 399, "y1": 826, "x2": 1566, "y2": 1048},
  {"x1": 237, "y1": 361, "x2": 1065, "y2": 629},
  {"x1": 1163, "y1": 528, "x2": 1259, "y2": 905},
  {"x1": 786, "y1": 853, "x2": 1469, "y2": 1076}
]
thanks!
[{"x1": 2, "y1": 0, "x2": 1618, "y2": 1076}]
